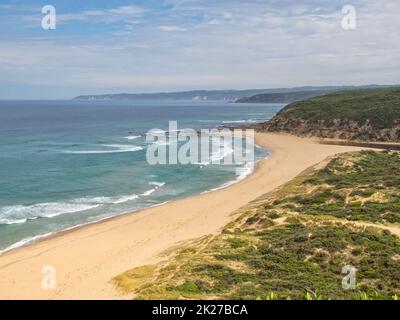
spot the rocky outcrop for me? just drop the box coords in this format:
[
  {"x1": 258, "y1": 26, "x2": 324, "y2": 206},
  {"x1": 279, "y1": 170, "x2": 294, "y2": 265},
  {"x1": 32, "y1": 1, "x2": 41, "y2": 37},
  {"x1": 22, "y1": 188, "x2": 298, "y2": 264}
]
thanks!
[{"x1": 254, "y1": 116, "x2": 400, "y2": 142}]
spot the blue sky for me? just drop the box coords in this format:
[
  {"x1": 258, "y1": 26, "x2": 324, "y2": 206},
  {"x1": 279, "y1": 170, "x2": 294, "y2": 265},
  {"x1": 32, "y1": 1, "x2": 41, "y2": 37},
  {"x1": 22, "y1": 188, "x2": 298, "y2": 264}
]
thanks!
[{"x1": 0, "y1": 0, "x2": 399, "y2": 99}]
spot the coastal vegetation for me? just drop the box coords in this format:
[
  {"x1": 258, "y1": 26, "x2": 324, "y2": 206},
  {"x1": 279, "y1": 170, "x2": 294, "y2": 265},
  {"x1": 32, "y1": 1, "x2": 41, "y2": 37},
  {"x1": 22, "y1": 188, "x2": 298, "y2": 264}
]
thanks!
[
  {"x1": 257, "y1": 87, "x2": 400, "y2": 141},
  {"x1": 235, "y1": 90, "x2": 330, "y2": 104},
  {"x1": 114, "y1": 150, "x2": 400, "y2": 300}
]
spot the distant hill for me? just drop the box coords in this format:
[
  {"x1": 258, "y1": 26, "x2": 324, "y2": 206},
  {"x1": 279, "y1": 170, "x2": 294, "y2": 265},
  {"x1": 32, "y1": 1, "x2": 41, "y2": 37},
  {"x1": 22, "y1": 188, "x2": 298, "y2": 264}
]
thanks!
[
  {"x1": 74, "y1": 89, "x2": 268, "y2": 101},
  {"x1": 73, "y1": 85, "x2": 392, "y2": 101},
  {"x1": 254, "y1": 87, "x2": 400, "y2": 142},
  {"x1": 235, "y1": 90, "x2": 331, "y2": 104}
]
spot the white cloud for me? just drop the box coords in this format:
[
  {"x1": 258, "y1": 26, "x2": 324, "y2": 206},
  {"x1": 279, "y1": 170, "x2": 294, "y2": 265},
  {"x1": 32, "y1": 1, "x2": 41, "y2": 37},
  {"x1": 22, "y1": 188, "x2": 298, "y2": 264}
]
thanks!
[
  {"x1": 55, "y1": 5, "x2": 145, "y2": 24},
  {"x1": 158, "y1": 25, "x2": 187, "y2": 32}
]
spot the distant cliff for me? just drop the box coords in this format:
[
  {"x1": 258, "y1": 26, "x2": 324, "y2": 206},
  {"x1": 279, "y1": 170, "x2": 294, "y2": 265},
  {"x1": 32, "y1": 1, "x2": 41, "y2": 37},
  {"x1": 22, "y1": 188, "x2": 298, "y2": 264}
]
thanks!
[{"x1": 254, "y1": 87, "x2": 400, "y2": 142}]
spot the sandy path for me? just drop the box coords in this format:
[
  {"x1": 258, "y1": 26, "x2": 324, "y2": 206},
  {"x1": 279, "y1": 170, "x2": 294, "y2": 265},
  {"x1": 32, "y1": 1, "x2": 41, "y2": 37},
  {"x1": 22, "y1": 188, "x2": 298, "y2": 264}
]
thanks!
[{"x1": 0, "y1": 133, "x2": 369, "y2": 299}]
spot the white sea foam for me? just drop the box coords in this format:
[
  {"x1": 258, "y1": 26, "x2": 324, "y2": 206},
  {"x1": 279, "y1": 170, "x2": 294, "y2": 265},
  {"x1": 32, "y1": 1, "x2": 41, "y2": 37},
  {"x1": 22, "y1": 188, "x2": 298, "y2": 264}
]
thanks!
[
  {"x1": 192, "y1": 140, "x2": 234, "y2": 166},
  {"x1": 210, "y1": 140, "x2": 234, "y2": 163},
  {"x1": 0, "y1": 218, "x2": 28, "y2": 225},
  {"x1": 0, "y1": 232, "x2": 53, "y2": 255},
  {"x1": 141, "y1": 182, "x2": 166, "y2": 196},
  {"x1": 124, "y1": 135, "x2": 141, "y2": 140},
  {"x1": 110, "y1": 194, "x2": 139, "y2": 204},
  {"x1": 146, "y1": 129, "x2": 166, "y2": 136},
  {"x1": 64, "y1": 144, "x2": 143, "y2": 154},
  {"x1": 201, "y1": 145, "x2": 271, "y2": 195},
  {"x1": 0, "y1": 202, "x2": 100, "y2": 224},
  {"x1": 149, "y1": 181, "x2": 166, "y2": 187},
  {"x1": 235, "y1": 162, "x2": 255, "y2": 181},
  {"x1": 141, "y1": 188, "x2": 156, "y2": 196},
  {"x1": 200, "y1": 162, "x2": 255, "y2": 194},
  {"x1": 221, "y1": 119, "x2": 249, "y2": 124},
  {"x1": 0, "y1": 199, "x2": 172, "y2": 255},
  {"x1": 153, "y1": 141, "x2": 171, "y2": 146},
  {"x1": 0, "y1": 193, "x2": 140, "y2": 225},
  {"x1": 221, "y1": 118, "x2": 269, "y2": 124}
]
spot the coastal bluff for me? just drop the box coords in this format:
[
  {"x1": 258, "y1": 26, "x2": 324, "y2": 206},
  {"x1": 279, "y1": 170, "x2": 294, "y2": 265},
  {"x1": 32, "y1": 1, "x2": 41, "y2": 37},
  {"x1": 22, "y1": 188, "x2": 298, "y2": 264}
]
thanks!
[{"x1": 253, "y1": 87, "x2": 400, "y2": 142}]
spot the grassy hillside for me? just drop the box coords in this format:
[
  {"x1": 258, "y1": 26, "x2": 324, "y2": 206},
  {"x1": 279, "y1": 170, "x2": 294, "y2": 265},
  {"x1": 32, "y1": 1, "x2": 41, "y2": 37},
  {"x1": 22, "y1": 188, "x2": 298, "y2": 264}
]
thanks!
[
  {"x1": 114, "y1": 151, "x2": 400, "y2": 300},
  {"x1": 260, "y1": 87, "x2": 400, "y2": 141},
  {"x1": 283, "y1": 87, "x2": 400, "y2": 129},
  {"x1": 235, "y1": 90, "x2": 330, "y2": 104}
]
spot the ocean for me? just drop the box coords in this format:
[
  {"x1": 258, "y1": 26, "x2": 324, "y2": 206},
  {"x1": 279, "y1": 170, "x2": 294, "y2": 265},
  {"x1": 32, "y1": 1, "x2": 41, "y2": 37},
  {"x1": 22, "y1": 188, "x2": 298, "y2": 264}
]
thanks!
[{"x1": 0, "y1": 100, "x2": 284, "y2": 252}]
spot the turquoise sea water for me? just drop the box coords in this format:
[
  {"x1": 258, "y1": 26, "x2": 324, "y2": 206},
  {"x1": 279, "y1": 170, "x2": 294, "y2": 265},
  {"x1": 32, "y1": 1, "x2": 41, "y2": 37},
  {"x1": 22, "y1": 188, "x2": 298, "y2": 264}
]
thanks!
[{"x1": 0, "y1": 100, "x2": 284, "y2": 251}]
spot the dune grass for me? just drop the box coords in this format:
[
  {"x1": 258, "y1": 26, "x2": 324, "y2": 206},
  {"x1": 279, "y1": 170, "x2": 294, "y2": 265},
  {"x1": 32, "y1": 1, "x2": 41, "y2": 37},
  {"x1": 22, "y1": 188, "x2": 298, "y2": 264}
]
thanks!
[
  {"x1": 114, "y1": 151, "x2": 400, "y2": 300},
  {"x1": 281, "y1": 87, "x2": 400, "y2": 129}
]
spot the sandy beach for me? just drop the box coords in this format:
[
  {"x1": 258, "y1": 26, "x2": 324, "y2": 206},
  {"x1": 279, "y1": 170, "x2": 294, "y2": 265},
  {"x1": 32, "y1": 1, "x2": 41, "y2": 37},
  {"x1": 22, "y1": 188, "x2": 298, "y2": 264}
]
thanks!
[{"x1": 0, "y1": 132, "x2": 370, "y2": 299}]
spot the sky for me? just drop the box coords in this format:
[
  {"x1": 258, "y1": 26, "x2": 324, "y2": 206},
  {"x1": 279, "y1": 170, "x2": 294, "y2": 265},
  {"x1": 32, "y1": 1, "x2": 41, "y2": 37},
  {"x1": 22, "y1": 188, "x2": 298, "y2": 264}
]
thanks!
[{"x1": 0, "y1": 0, "x2": 399, "y2": 99}]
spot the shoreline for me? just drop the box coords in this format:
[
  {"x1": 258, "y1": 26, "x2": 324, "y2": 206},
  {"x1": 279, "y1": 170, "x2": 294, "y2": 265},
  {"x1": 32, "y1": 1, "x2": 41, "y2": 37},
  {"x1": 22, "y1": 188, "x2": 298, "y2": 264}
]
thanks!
[
  {"x1": 0, "y1": 133, "x2": 372, "y2": 299},
  {"x1": 0, "y1": 152, "x2": 269, "y2": 256}
]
